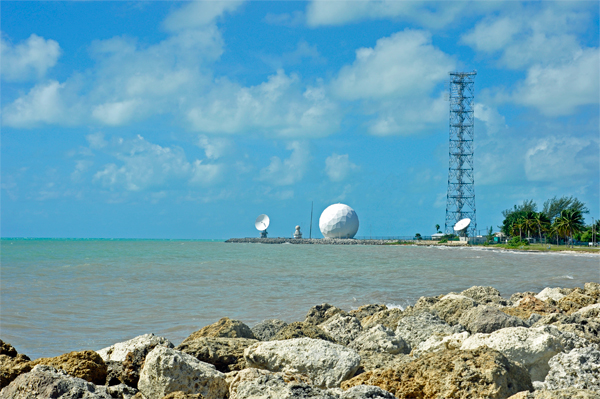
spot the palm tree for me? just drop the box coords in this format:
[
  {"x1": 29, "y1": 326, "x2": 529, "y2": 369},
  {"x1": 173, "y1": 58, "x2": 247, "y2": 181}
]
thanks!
[
  {"x1": 553, "y1": 210, "x2": 584, "y2": 247},
  {"x1": 435, "y1": 224, "x2": 441, "y2": 233},
  {"x1": 522, "y1": 211, "x2": 537, "y2": 240},
  {"x1": 533, "y1": 212, "x2": 550, "y2": 244},
  {"x1": 512, "y1": 217, "x2": 525, "y2": 239}
]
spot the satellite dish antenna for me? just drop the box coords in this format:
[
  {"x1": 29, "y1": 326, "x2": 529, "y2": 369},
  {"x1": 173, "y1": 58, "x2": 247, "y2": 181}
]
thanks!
[
  {"x1": 453, "y1": 218, "x2": 471, "y2": 237},
  {"x1": 255, "y1": 214, "x2": 270, "y2": 238}
]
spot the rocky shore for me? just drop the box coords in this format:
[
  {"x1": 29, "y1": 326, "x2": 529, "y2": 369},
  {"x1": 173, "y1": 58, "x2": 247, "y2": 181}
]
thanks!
[
  {"x1": 1, "y1": 283, "x2": 599, "y2": 399},
  {"x1": 225, "y1": 238, "x2": 467, "y2": 246}
]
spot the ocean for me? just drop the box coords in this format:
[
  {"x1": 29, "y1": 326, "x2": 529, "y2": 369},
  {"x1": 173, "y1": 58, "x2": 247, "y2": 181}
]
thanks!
[{"x1": 1, "y1": 238, "x2": 598, "y2": 359}]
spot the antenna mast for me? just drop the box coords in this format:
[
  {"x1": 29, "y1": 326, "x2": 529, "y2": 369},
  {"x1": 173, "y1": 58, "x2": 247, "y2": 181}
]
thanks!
[
  {"x1": 309, "y1": 201, "x2": 313, "y2": 239},
  {"x1": 445, "y1": 71, "x2": 477, "y2": 237}
]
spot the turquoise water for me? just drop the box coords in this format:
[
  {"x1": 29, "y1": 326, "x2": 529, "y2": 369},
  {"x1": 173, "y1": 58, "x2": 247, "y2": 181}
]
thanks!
[{"x1": 1, "y1": 239, "x2": 598, "y2": 359}]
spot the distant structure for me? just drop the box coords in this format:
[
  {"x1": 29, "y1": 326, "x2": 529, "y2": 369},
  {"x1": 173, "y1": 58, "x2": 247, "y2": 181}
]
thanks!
[
  {"x1": 445, "y1": 71, "x2": 477, "y2": 237},
  {"x1": 319, "y1": 203, "x2": 359, "y2": 238},
  {"x1": 294, "y1": 225, "x2": 303, "y2": 239},
  {"x1": 255, "y1": 214, "x2": 270, "y2": 238}
]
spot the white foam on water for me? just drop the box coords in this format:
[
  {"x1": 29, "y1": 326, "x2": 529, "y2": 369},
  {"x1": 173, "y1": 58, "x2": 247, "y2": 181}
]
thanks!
[{"x1": 386, "y1": 303, "x2": 405, "y2": 311}]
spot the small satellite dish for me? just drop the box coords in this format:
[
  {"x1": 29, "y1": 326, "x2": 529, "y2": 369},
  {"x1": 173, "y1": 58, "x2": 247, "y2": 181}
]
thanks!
[
  {"x1": 454, "y1": 218, "x2": 471, "y2": 232},
  {"x1": 255, "y1": 214, "x2": 270, "y2": 238}
]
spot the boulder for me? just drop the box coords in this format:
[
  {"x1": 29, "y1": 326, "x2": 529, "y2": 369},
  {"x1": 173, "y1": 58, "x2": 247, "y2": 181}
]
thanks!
[
  {"x1": 508, "y1": 388, "x2": 600, "y2": 399},
  {"x1": 161, "y1": 392, "x2": 204, "y2": 399},
  {"x1": 319, "y1": 314, "x2": 363, "y2": 346},
  {"x1": 501, "y1": 295, "x2": 562, "y2": 320},
  {"x1": 340, "y1": 385, "x2": 395, "y2": 399},
  {"x1": 97, "y1": 333, "x2": 174, "y2": 362},
  {"x1": 574, "y1": 303, "x2": 600, "y2": 319},
  {"x1": 137, "y1": 346, "x2": 228, "y2": 399},
  {"x1": 106, "y1": 383, "x2": 138, "y2": 399},
  {"x1": 31, "y1": 350, "x2": 107, "y2": 385},
  {"x1": 460, "y1": 286, "x2": 510, "y2": 306},
  {"x1": 341, "y1": 347, "x2": 532, "y2": 399},
  {"x1": 510, "y1": 291, "x2": 537, "y2": 303},
  {"x1": 0, "y1": 341, "x2": 19, "y2": 358},
  {"x1": 361, "y1": 309, "x2": 404, "y2": 330},
  {"x1": 532, "y1": 313, "x2": 600, "y2": 345},
  {"x1": 458, "y1": 305, "x2": 527, "y2": 333},
  {"x1": 558, "y1": 289, "x2": 596, "y2": 314},
  {"x1": 535, "y1": 287, "x2": 566, "y2": 302},
  {"x1": 0, "y1": 364, "x2": 112, "y2": 399},
  {"x1": 411, "y1": 332, "x2": 470, "y2": 358},
  {"x1": 244, "y1": 337, "x2": 361, "y2": 388},
  {"x1": 354, "y1": 352, "x2": 412, "y2": 375},
  {"x1": 182, "y1": 318, "x2": 256, "y2": 342},
  {"x1": 430, "y1": 294, "x2": 478, "y2": 325},
  {"x1": 584, "y1": 282, "x2": 600, "y2": 301},
  {"x1": 0, "y1": 354, "x2": 32, "y2": 389},
  {"x1": 543, "y1": 346, "x2": 600, "y2": 390},
  {"x1": 460, "y1": 326, "x2": 564, "y2": 381},
  {"x1": 395, "y1": 312, "x2": 463, "y2": 351},
  {"x1": 251, "y1": 319, "x2": 288, "y2": 341},
  {"x1": 105, "y1": 360, "x2": 123, "y2": 386},
  {"x1": 273, "y1": 322, "x2": 336, "y2": 342},
  {"x1": 349, "y1": 325, "x2": 408, "y2": 355},
  {"x1": 305, "y1": 304, "x2": 348, "y2": 326},
  {"x1": 176, "y1": 337, "x2": 258, "y2": 372},
  {"x1": 349, "y1": 305, "x2": 388, "y2": 321}
]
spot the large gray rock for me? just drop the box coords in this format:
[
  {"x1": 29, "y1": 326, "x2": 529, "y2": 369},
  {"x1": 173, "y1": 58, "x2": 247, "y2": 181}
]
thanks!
[
  {"x1": 361, "y1": 309, "x2": 403, "y2": 330},
  {"x1": 137, "y1": 346, "x2": 228, "y2": 399},
  {"x1": 394, "y1": 312, "x2": 463, "y2": 351},
  {"x1": 349, "y1": 325, "x2": 408, "y2": 355},
  {"x1": 273, "y1": 322, "x2": 336, "y2": 342},
  {"x1": 319, "y1": 314, "x2": 363, "y2": 346},
  {"x1": 458, "y1": 305, "x2": 528, "y2": 333},
  {"x1": 340, "y1": 385, "x2": 395, "y2": 399},
  {"x1": 460, "y1": 286, "x2": 510, "y2": 306},
  {"x1": 96, "y1": 333, "x2": 173, "y2": 362},
  {"x1": 410, "y1": 331, "x2": 470, "y2": 358},
  {"x1": 176, "y1": 337, "x2": 258, "y2": 372},
  {"x1": 508, "y1": 388, "x2": 600, "y2": 398},
  {"x1": 182, "y1": 317, "x2": 256, "y2": 342},
  {"x1": 543, "y1": 346, "x2": 600, "y2": 390},
  {"x1": 574, "y1": 303, "x2": 600, "y2": 319},
  {"x1": 430, "y1": 294, "x2": 478, "y2": 325},
  {"x1": 244, "y1": 337, "x2": 361, "y2": 388},
  {"x1": 354, "y1": 352, "x2": 412, "y2": 374},
  {"x1": 349, "y1": 305, "x2": 388, "y2": 321},
  {"x1": 0, "y1": 364, "x2": 112, "y2": 399},
  {"x1": 460, "y1": 326, "x2": 564, "y2": 381},
  {"x1": 305, "y1": 304, "x2": 348, "y2": 326},
  {"x1": 532, "y1": 313, "x2": 600, "y2": 345},
  {"x1": 251, "y1": 319, "x2": 288, "y2": 341},
  {"x1": 536, "y1": 287, "x2": 567, "y2": 303}
]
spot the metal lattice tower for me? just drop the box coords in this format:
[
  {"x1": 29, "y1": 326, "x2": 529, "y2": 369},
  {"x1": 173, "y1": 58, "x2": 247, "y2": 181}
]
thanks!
[{"x1": 445, "y1": 71, "x2": 477, "y2": 237}]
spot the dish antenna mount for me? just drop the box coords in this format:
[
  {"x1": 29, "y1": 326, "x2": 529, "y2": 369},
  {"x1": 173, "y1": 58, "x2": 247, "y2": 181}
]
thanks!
[
  {"x1": 255, "y1": 214, "x2": 270, "y2": 238},
  {"x1": 453, "y1": 218, "x2": 471, "y2": 237}
]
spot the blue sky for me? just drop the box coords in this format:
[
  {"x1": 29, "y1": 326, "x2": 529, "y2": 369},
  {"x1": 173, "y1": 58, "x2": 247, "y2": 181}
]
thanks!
[{"x1": 1, "y1": 1, "x2": 598, "y2": 239}]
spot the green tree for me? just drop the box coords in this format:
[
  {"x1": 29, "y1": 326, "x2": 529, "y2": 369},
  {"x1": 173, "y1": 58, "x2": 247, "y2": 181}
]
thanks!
[
  {"x1": 533, "y1": 212, "x2": 550, "y2": 243},
  {"x1": 500, "y1": 200, "x2": 538, "y2": 236},
  {"x1": 435, "y1": 224, "x2": 441, "y2": 233},
  {"x1": 553, "y1": 209, "x2": 585, "y2": 247},
  {"x1": 542, "y1": 196, "x2": 589, "y2": 222},
  {"x1": 522, "y1": 211, "x2": 537, "y2": 239}
]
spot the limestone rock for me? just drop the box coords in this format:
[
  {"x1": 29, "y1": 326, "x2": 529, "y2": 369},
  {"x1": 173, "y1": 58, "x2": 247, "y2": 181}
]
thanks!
[
  {"x1": 361, "y1": 309, "x2": 404, "y2": 330},
  {"x1": 532, "y1": 313, "x2": 600, "y2": 345},
  {"x1": 460, "y1": 326, "x2": 564, "y2": 381},
  {"x1": 533, "y1": 324, "x2": 595, "y2": 352},
  {"x1": 32, "y1": 350, "x2": 107, "y2": 385},
  {"x1": 137, "y1": 346, "x2": 228, "y2": 399},
  {"x1": 349, "y1": 325, "x2": 408, "y2": 355},
  {"x1": 543, "y1": 346, "x2": 600, "y2": 390},
  {"x1": 575, "y1": 303, "x2": 600, "y2": 319},
  {"x1": 340, "y1": 385, "x2": 395, "y2": 399},
  {"x1": 161, "y1": 392, "x2": 204, "y2": 399},
  {"x1": 106, "y1": 383, "x2": 138, "y2": 399},
  {"x1": 182, "y1": 318, "x2": 255, "y2": 342},
  {"x1": 508, "y1": 388, "x2": 600, "y2": 399},
  {"x1": 0, "y1": 364, "x2": 112, "y2": 399},
  {"x1": 536, "y1": 287, "x2": 566, "y2": 302},
  {"x1": 430, "y1": 294, "x2": 478, "y2": 325},
  {"x1": 341, "y1": 347, "x2": 532, "y2": 399},
  {"x1": 354, "y1": 352, "x2": 412, "y2": 375},
  {"x1": 558, "y1": 289, "x2": 596, "y2": 314},
  {"x1": 460, "y1": 286, "x2": 510, "y2": 306},
  {"x1": 176, "y1": 337, "x2": 258, "y2": 372},
  {"x1": 0, "y1": 341, "x2": 19, "y2": 358},
  {"x1": 584, "y1": 282, "x2": 600, "y2": 301},
  {"x1": 251, "y1": 319, "x2": 288, "y2": 341},
  {"x1": 97, "y1": 333, "x2": 174, "y2": 362},
  {"x1": 305, "y1": 304, "x2": 348, "y2": 326},
  {"x1": 510, "y1": 291, "x2": 537, "y2": 303},
  {"x1": 502, "y1": 295, "x2": 562, "y2": 320},
  {"x1": 319, "y1": 314, "x2": 363, "y2": 346},
  {"x1": 0, "y1": 354, "x2": 32, "y2": 389},
  {"x1": 411, "y1": 332, "x2": 470, "y2": 358},
  {"x1": 349, "y1": 305, "x2": 388, "y2": 321},
  {"x1": 244, "y1": 337, "x2": 361, "y2": 388},
  {"x1": 105, "y1": 360, "x2": 123, "y2": 386},
  {"x1": 395, "y1": 312, "x2": 463, "y2": 351},
  {"x1": 458, "y1": 305, "x2": 527, "y2": 333},
  {"x1": 273, "y1": 322, "x2": 336, "y2": 342},
  {"x1": 119, "y1": 342, "x2": 170, "y2": 388}
]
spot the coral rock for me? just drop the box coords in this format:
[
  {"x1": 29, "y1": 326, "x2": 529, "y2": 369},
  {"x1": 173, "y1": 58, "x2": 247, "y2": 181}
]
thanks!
[
  {"x1": 502, "y1": 295, "x2": 562, "y2": 320},
  {"x1": 507, "y1": 388, "x2": 600, "y2": 399},
  {"x1": 176, "y1": 337, "x2": 258, "y2": 372},
  {"x1": 460, "y1": 286, "x2": 510, "y2": 306},
  {"x1": 349, "y1": 325, "x2": 408, "y2": 355},
  {"x1": 273, "y1": 322, "x2": 336, "y2": 342},
  {"x1": 349, "y1": 305, "x2": 388, "y2": 321},
  {"x1": 251, "y1": 319, "x2": 288, "y2": 341},
  {"x1": 97, "y1": 333, "x2": 174, "y2": 362},
  {"x1": 395, "y1": 312, "x2": 463, "y2": 351},
  {"x1": 319, "y1": 314, "x2": 363, "y2": 346},
  {"x1": 430, "y1": 294, "x2": 478, "y2": 325},
  {"x1": 458, "y1": 305, "x2": 527, "y2": 333},
  {"x1": 361, "y1": 309, "x2": 404, "y2": 330},
  {"x1": 31, "y1": 350, "x2": 107, "y2": 385},
  {"x1": 304, "y1": 303, "x2": 348, "y2": 326},
  {"x1": 558, "y1": 290, "x2": 596, "y2": 314},
  {"x1": 543, "y1": 346, "x2": 600, "y2": 390},
  {"x1": 0, "y1": 354, "x2": 32, "y2": 389},
  {"x1": 182, "y1": 318, "x2": 255, "y2": 342}
]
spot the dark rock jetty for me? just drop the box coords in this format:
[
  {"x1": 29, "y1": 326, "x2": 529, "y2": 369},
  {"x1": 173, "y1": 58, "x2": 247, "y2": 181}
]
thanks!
[
  {"x1": 1, "y1": 283, "x2": 599, "y2": 399},
  {"x1": 226, "y1": 238, "x2": 400, "y2": 245}
]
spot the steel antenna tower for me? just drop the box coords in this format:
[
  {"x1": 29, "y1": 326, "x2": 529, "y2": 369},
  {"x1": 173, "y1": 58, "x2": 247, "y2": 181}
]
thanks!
[{"x1": 445, "y1": 71, "x2": 477, "y2": 237}]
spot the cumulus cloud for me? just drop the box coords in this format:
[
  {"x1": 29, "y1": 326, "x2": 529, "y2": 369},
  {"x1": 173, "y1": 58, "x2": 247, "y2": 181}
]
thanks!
[
  {"x1": 162, "y1": 0, "x2": 244, "y2": 32},
  {"x1": 325, "y1": 153, "x2": 358, "y2": 182},
  {"x1": 474, "y1": 103, "x2": 507, "y2": 136},
  {"x1": 1, "y1": 33, "x2": 61, "y2": 81},
  {"x1": 187, "y1": 70, "x2": 340, "y2": 137},
  {"x1": 259, "y1": 141, "x2": 310, "y2": 185},
  {"x1": 197, "y1": 135, "x2": 231, "y2": 160}
]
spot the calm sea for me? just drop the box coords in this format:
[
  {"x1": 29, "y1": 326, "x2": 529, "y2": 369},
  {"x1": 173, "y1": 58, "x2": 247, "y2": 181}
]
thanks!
[{"x1": 1, "y1": 239, "x2": 598, "y2": 359}]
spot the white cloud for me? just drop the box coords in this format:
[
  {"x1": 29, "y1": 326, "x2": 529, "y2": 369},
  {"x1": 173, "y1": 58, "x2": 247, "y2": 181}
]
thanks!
[
  {"x1": 325, "y1": 153, "x2": 358, "y2": 182},
  {"x1": 513, "y1": 48, "x2": 599, "y2": 116},
  {"x1": 259, "y1": 141, "x2": 310, "y2": 185},
  {"x1": 86, "y1": 132, "x2": 108, "y2": 149},
  {"x1": 1, "y1": 33, "x2": 61, "y2": 81},
  {"x1": 187, "y1": 70, "x2": 340, "y2": 137},
  {"x1": 264, "y1": 11, "x2": 304, "y2": 27},
  {"x1": 331, "y1": 30, "x2": 455, "y2": 100},
  {"x1": 190, "y1": 161, "x2": 224, "y2": 186},
  {"x1": 474, "y1": 103, "x2": 507, "y2": 136},
  {"x1": 92, "y1": 100, "x2": 140, "y2": 126},
  {"x1": 162, "y1": 0, "x2": 244, "y2": 32},
  {"x1": 197, "y1": 135, "x2": 231, "y2": 160}
]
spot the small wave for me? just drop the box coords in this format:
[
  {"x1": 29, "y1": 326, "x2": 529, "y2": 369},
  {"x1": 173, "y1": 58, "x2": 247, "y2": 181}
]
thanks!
[
  {"x1": 386, "y1": 303, "x2": 405, "y2": 311},
  {"x1": 554, "y1": 275, "x2": 574, "y2": 280}
]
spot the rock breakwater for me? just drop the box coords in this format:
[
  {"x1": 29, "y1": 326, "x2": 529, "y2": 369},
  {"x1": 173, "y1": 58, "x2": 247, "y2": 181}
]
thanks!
[{"x1": 1, "y1": 283, "x2": 599, "y2": 398}]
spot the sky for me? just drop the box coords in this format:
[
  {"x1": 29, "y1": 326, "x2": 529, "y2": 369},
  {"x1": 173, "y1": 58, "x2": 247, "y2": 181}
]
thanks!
[{"x1": 1, "y1": 0, "x2": 598, "y2": 239}]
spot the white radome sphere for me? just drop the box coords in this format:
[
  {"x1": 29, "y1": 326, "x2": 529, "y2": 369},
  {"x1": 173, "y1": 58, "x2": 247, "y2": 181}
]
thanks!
[{"x1": 319, "y1": 203, "x2": 359, "y2": 239}]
